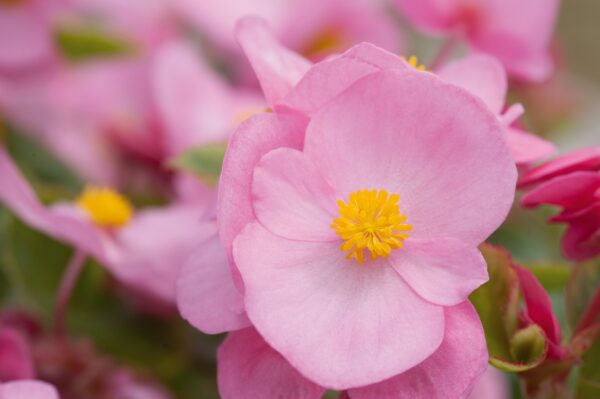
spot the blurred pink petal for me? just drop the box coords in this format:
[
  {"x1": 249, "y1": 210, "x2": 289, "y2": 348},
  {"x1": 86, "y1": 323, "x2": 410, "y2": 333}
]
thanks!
[
  {"x1": 176, "y1": 0, "x2": 401, "y2": 57},
  {"x1": 152, "y1": 40, "x2": 264, "y2": 157},
  {"x1": 395, "y1": 0, "x2": 560, "y2": 81},
  {"x1": 217, "y1": 328, "x2": 324, "y2": 399},
  {"x1": 235, "y1": 16, "x2": 312, "y2": 106},
  {"x1": 0, "y1": 381, "x2": 59, "y2": 399},
  {"x1": 0, "y1": 328, "x2": 34, "y2": 381},
  {"x1": 0, "y1": 1, "x2": 57, "y2": 72},
  {"x1": 0, "y1": 148, "x2": 213, "y2": 303},
  {"x1": 176, "y1": 234, "x2": 250, "y2": 334}
]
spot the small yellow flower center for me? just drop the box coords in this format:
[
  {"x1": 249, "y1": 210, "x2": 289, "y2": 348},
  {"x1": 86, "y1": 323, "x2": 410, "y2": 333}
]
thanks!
[
  {"x1": 403, "y1": 55, "x2": 427, "y2": 71},
  {"x1": 303, "y1": 28, "x2": 347, "y2": 58},
  {"x1": 331, "y1": 189, "x2": 412, "y2": 264},
  {"x1": 76, "y1": 186, "x2": 133, "y2": 228}
]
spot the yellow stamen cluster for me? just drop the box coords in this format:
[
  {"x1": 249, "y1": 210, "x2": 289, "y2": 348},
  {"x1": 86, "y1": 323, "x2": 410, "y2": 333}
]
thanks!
[
  {"x1": 403, "y1": 55, "x2": 427, "y2": 71},
  {"x1": 76, "y1": 186, "x2": 133, "y2": 228},
  {"x1": 331, "y1": 189, "x2": 412, "y2": 264}
]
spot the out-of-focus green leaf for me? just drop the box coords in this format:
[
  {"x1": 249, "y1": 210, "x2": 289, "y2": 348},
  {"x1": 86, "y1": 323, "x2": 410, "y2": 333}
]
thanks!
[
  {"x1": 577, "y1": 338, "x2": 600, "y2": 399},
  {"x1": 55, "y1": 24, "x2": 136, "y2": 62},
  {"x1": 471, "y1": 244, "x2": 521, "y2": 363},
  {"x1": 566, "y1": 259, "x2": 600, "y2": 331},
  {"x1": 4, "y1": 127, "x2": 82, "y2": 196},
  {"x1": 168, "y1": 143, "x2": 227, "y2": 187},
  {"x1": 521, "y1": 262, "x2": 572, "y2": 292}
]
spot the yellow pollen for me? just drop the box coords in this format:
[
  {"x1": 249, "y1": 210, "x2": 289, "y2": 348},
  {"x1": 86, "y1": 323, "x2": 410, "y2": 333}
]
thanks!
[
  {"x1": 331, "y1": 189, "x2": 412, "y2": 264},
  {"x1": 76, "y1": 186, "x2": 133, "y2": 228},
  {"x1": 402, "y1": 55, "x2": 427, "y2": 71}
]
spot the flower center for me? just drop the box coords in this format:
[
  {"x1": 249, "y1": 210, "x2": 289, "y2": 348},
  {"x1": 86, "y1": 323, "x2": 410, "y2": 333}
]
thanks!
[
  {"x1": 331, "y1": 189, "x2": 412, "y2": 264},
  {"x1": 303, "y1": 28, "x2": 347, "y2": 59},
  {"x1": 403, "y1": 55, "x2": 427, "y2": 71},
  {"x1": 76, "y1": 186, "x2": 133, "y2": 228}
]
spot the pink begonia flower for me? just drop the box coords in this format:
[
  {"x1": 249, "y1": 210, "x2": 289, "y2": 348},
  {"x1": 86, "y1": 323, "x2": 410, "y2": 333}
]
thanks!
[
  {"x1": 394, "y1": 0, "x2": 560, "y2": 82},
  {"x1": 174, "y1": 0, "x2": 401, "y2": 59},
  {"x1": 514, "y1": 265, "x2": 568, "y2": 359},
  {"x1": 212, "y1": 302, "x2": 487, "y2": 398},
  {"x1": 0, "y1": 0, "x2": 63, "y2": 73},
  {"x1": 467, "y1": 367, "x2": 509, "y2": 399},
  {"x1": 520, "y1": 148, "x2": 600, "y2": 260},
  {"x1": 0, "y1": 327, "x2": 34, "y2": 381},
  {"x1": 210, "y1": 17, "x2": 516, "y2": 390},
  {"x1": 437, "y1": 54, "x2": 555, "y2": 164},
  {"x1": 0, "y1": 147, "x2": 214, "y2": 304},
  {"x1": 152, "y1": 40, "x2": 265, "y2": 158},
  {"x1": 0, "y1": 381, "x2": 59, "y2": 399}
]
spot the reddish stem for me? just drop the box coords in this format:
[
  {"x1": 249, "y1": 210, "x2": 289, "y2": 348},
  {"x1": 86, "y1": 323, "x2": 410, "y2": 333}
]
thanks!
[
  {"x1": 54, "y1": 249, "x2": 87, "y2": 341},
  {"x1": 429, "y1": 36, "x2": 458, "y2": 71},
  {"x1": 338, "y1": 391, "x2": 351, "y2": 399}
]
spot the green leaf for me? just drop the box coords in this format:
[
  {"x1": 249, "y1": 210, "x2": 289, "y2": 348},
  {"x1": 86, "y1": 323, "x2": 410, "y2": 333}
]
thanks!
[
  {"x1": 55, "y1": 24, "x2": 136, "y2": 62},
  {"x1": 470, "y1": 244, "x2": 521, "y2": 362},
  {"x1": 577, "y1": 338, "x2": 600, "y2": 399},
  {"x1": 521, "y1": 262, "x2": 572, "y2": 292},
  {"x1": 168, "y1": 143, "x2": 227, "y2": 187},
  {"x1": 566, "y1": 259, "x2": 600, "y2": 331}
]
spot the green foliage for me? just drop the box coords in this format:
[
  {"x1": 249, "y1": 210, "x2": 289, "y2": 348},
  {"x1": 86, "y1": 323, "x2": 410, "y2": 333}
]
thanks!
[
  {"x1": 471, "y1": 245, "x2": 521, "y2": 365},
  {"x1": 55, "y1": 24, "x2": 136, "y2": 62},
  {"x1": 168, "y1": 143, "x2": 228, "y2": 187},
  {"x1": 472, "y1": 245, "x2": 553, "y2": 373}
]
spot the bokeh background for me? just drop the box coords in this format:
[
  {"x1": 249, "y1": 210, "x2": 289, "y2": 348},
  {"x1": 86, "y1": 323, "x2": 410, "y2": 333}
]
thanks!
[{"x1": 0, "y1": 1, "x2": 598, "y2": 398}]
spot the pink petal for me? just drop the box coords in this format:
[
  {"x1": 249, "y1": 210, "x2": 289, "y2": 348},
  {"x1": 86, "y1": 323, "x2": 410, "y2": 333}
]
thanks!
[
  {"x1": 469, "y1": 0, "x2": 559, "y2": 82},
  {"x1": 304, "y1": 69, "x2": 516, "y2": 245},
  {"x1": 233, "y1": 222, "x2": 444, "y2": 389},
  {"x1": 393, "y1": 0, "x2": 460, "y2": 34},
  {"x1": 348, "y1": 302, "x2": 488, "y2": 399},
  {"x1": 518, "y1": 147, "x2": 600, "y2": 188},
  {"x1": 0, "y1": 381, "x2": 59, "y2": 399},
  {"x1": 217, "y1": 328, "x2": 325, "y2": 399},
  {"x1": 218, "y1": 113, "x2": 306, "y2": 264},
  {"x1": 152, "y1": 40, "x2": 263, "y2": 157},
  {"x1": 467, "y1": 367, "x2": 509, "y2": 399},
  {"x1": 111, "y1": 207, "x2": 215, "y2": 303},
  {"x1": 281, "y1": 42, "x2": 408, "y2": 115},
  {"x1": 521, "y1": 171, "x2": 600, "y2": 212},
  {"x1": 0, "y1": 3, "x2": 54, "y2": 71},
  {"x1": 252, "y1": 148, "x2": 338, "y2": 242},
  {"x1": 0, "y1": 328, "x2": 34, "y2": 380},
  {"x1": 0, "y1": 148, "x2": 105, "y2": 261},
  {"x1": 176, "y1": 234, "x2": 250, "y2": 334},
  {"x1": 562, "y1": 203, "x2": 600, "y2": 261},
  {"x1": 390, "y1": 239, "x2": 488, "y2": 306},
  {"x1": 506, "y1": 127, "x2": 556, "y2": 165},
  {"x1": 437, "y1": 54, "x2": 507, "y2": 114},
  {"x1": 514, "y1": 265, "x2": 565, "y2": 357},
  {"x1": 235, "y1": 16, "x2": 312, "y2": 106}
]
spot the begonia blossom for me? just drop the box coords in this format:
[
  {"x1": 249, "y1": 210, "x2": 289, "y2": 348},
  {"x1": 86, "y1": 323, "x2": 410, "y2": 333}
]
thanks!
[{"x1": 394, "y1": 0, "x2": 560, "y2": 81}]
